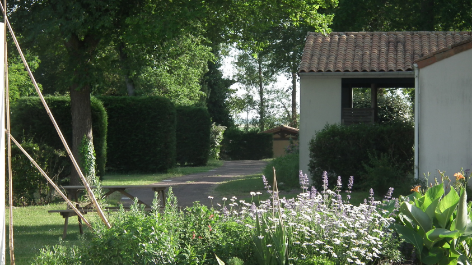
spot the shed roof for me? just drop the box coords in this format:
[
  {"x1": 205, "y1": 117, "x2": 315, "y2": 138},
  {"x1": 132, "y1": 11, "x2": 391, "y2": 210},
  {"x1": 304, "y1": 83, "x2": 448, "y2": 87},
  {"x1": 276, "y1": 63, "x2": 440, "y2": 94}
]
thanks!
[
  {"x1": 299, "y1": 31, "x2": 472, "y2": 73},
  {"x1": 261, "y1": 125, "x2": 299, "y2": 135}
]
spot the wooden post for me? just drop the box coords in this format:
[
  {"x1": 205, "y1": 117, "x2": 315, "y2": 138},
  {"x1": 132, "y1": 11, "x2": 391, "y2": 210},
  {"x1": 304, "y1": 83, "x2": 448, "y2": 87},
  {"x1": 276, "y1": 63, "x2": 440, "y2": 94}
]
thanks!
[
  {"x1": 0, "y1": 21, "x2": 5, "y2": 265},
  {"x1": 371, "y1": 83, "x2": 378, "y2": 123}
]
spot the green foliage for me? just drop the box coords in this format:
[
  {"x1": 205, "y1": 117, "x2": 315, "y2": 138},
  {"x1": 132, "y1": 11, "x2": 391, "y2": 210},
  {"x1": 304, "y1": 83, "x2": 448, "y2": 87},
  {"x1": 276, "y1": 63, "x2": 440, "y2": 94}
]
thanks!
[
  {"x1": 7, "y1": 52, "x2": 43, "y2": 102},
  {"x1": 209, "y1": 123, "x2": 227, "y2": 160},
  {"x1": 176, "y1": 106, "x2": 212, "y2": 166},
  {"x1": 134, "y1": 33, "x2": 215, "y2": 106},
  {"x1": 263, "y1": 153, "x2": 300, "y2": 191},
  {"x1": 332, "y1": 0, "x2": 472, "y2": 32},
  {"x1": 395, "y1": 179, "x2": 472, "y2": 264},
  {"x1": 10, "y1": 139, "x2": 68, "y2": 206},
  {"x1": 98, "y1": 96, "x2": 176, "y2": 173},
  {"x1": 309, "y1": 122, "x2": 414, "y2": 189},
  {"x1": 220, "y1": 128, "x2": 273, "y2": 160},
  {"x1": 361, "y1": 152, "x2": 416, "y2": 195},
  {"x1": 33, "y1": 244, "x2": 82, "y2": 265},
  {"x1": 353, "y1": 88, "x2": 413, "y2": 124},
  {"x1": 10, "y1": 96, "x2": 108, "y2": 177},
  {"x1": 203, "y1": 61, "x2": 235, "y2": 128},
  {"x1": 79, "y1": 135, "x2": 96, "y2": 182}
]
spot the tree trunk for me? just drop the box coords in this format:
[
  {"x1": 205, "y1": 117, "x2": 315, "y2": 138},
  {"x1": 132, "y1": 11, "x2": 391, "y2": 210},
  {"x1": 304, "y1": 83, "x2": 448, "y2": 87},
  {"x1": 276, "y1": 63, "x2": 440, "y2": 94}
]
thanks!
[
  {"x1": 118, "y1": 43, "x2": 136, "y2": 96},
  {"x1": 69, "y1": 85, "x2": 93, "y2": 186},
  {"x1": 63, "y1": 33, "x2": 99, "y2": 186},
  {"x1": 291, "y1": 72, "x2": 297, "y2": 128},
  {"x1": 258, "y1": 57, "x2": 264, "y2": 132}
]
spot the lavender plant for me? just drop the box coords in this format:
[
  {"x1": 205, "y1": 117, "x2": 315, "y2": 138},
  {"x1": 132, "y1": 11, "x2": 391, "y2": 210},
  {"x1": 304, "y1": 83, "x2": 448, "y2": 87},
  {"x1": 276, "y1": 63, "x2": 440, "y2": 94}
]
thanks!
[{"x1": 217, "y1": 170, "x2": 402, "y2": 264}]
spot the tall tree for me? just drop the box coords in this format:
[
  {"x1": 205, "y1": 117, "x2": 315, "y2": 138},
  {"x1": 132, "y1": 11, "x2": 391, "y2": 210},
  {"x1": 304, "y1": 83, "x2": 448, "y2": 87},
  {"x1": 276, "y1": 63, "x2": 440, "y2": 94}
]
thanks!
[
  {"x1": 331, "y1": 0, "x2": 472, "y2": 31},
  {"x1": 202, "y1": 60, "x2": 235, "y2": 127},
  {"x1": 233, "y1": 50, "x2": 280, "y2": 131}
]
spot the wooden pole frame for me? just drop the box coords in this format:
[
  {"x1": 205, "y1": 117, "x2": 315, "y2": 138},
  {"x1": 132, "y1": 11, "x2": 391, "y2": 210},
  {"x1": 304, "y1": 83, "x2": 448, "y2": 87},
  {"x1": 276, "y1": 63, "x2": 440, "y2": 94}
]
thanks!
[{"x1": 0, "y1": 2, "x2": 111, "y2": 229}]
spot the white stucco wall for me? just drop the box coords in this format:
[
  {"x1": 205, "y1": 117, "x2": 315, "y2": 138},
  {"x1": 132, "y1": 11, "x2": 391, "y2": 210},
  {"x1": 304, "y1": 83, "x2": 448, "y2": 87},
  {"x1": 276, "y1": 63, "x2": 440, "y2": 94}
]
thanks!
[
  {"x1": 299, "y1": 76, "x2": 341, "y2": 178},
  {"x1": 417, "y1": 48, "x2": 472, "y2": 184}
]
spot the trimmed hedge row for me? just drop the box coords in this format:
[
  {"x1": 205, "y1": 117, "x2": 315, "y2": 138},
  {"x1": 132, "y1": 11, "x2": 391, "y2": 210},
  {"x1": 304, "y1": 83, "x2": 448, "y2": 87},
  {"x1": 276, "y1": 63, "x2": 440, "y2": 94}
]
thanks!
[
  {"x1": 308, "y1": 122, "x2": 414, "y2": 189},
  {"x1": 175, "y1": 106, "x2": 211, "y2": 166},
  {"x1": 98, "y1": 96, "x2": 176, "y2": 173},
  {"x1": 220, "y1": 129, "x2": 273, "y2": 160},
  {"x1": 11, "y1": 96, "x2": 108, "y2": 177}
]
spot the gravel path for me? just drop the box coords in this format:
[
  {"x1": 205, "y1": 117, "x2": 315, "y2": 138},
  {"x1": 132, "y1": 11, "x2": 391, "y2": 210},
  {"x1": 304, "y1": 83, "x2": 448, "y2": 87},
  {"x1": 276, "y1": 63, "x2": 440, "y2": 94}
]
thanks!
[{"x1": 121, "y1": 160, "x2": 268, "y2": 208}]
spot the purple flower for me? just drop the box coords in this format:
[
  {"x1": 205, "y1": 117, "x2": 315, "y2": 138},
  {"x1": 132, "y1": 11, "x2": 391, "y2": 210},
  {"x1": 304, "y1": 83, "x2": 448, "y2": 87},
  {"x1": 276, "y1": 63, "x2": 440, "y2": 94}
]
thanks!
[
  {"x1": 322, "y1": 171, "x2": 329, "y2": 193},
  {"x1": 384, "y1": 187, "x2": 394, "y2": 200},
  {"x1": 346, "y1": 176, "x2": 354, "y2": 194},
  {"x1": 262, "y1": 175, "x2": 271, "y2": 191},
  {"x1": 310, "y1": 186, "x2": 317, "y2": 199},
  {"x1": 336, "y1": 176, "x2": 342, "y2": 189},
  {"x1": 299, "y1": 170, "x2": 309, "y2": 191}
]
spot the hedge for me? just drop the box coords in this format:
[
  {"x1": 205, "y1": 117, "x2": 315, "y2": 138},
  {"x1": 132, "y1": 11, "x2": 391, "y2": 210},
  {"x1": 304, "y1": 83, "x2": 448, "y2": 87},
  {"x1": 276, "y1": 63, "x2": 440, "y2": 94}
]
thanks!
[
  {"x1": 11, "y1": 96, "x2": 108, "y2": 177},
  {"x1": 98, "y1": 96, "x2": 176, "y2": 173},
  {"x1": 220, "y1": 129, "x2": 273, "y2": 160},
  {"x1": 175, "y1": 106, "x2": 211, "y2": 166},
  {"x1": 308, "y1": 122, "x2": 414, "y2": 189}
]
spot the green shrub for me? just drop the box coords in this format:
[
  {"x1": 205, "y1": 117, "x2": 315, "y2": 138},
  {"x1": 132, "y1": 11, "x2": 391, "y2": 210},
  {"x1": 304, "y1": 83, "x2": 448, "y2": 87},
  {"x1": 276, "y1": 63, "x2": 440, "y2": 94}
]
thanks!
[
  {"x1": 98, "y1": 96, "x2": 176, "y2": 173},
  {"x1": 220, "y1": 129, "x2": 273, "y2": 160},
  {"x1": 10, "y1": 139, "x2": 68, "y2": 206},
  {"x1": 176, "y1": 106, "x2": 212, "y2": 166},
  {"x1": 11, "y1": 96, "x2": 108, "y2": 177},
  {"x1": 361, "y1": 152, "x2": 416, "y2": 195},
  {"x1": 263, "y1": 152, "x2": 299, "y2": 190},
  {"x1": 308, "y1": 122, "x2": 414, "y2": 189}
]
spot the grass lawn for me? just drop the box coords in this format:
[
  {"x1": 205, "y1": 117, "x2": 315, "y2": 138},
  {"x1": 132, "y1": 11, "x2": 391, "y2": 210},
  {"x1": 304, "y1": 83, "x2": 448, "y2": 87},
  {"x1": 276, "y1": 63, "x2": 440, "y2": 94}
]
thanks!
[
  {"x1": 214, "y1": 174, "x2": 377, "y2": 205},
  {"x1": 6, "y1": 203, "x2": 93, "y2": 265},
  {"x1": 101, "y1": 159, "x2": 223, "y2": 185}
]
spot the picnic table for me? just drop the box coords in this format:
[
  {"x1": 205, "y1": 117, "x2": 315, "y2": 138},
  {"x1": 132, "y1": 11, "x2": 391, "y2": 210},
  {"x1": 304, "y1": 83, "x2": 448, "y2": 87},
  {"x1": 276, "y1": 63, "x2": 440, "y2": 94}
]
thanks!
[{"x1": 49, "y1": 184, "x2": 169, "y2": 239}]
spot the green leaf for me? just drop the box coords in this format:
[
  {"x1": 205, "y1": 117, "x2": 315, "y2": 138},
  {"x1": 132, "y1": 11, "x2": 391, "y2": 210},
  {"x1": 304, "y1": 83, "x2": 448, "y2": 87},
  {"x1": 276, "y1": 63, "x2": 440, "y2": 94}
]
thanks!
[
  {"x1": 456, "y1": 188, "x2": 469, "y2": 231},
  {"x1": 400, "y1": 202, "x2": 432, "y2": 233},
  {"x1": 422, "y1": 184, "x2": 445, "y2": 211},
  {"x1": 215, "y1": 254, "x2": 226, "y2": 265},
  {"x1": 395, "y1": 224, "x2": 424, "y2": 253},
  {"x1": 461, "y1": 223, "x2": 472, "y2": 237},
  {"x1": 436, "y1": 188, "x2": 460, "y2": 228},
  {"x1": 422, "y1": 247, "x2": 444, "y2": 265},
  {"x1": 426, "y1": 228, "x2": 461, "y2": 242},
  {"x1": 425, "y1": 198, "x2": 440, "y2": 220}
]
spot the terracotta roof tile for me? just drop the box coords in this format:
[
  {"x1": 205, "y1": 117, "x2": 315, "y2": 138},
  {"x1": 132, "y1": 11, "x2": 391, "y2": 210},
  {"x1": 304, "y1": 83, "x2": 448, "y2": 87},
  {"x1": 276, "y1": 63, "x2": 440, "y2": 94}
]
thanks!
[{"x1": 299, "y1": 31, "x2": 472, "y2": 73}]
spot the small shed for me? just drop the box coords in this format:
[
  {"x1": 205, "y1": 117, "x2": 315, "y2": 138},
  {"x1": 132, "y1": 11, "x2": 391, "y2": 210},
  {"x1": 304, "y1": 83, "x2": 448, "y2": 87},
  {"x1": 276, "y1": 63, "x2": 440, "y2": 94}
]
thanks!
[
  {"x1": 298, "y1": 31, "x2": 472, "y2": 183},
  {"x1": 261, "y1": 125, "x2": 299, "y2": 157}
]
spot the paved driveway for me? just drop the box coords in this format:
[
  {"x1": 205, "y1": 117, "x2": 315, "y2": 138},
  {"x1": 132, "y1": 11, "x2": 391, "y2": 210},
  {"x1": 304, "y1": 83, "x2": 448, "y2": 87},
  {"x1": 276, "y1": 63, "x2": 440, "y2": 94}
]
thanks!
[{"x1": 122, "y1": 160, "x2": 268, "y2": 208}]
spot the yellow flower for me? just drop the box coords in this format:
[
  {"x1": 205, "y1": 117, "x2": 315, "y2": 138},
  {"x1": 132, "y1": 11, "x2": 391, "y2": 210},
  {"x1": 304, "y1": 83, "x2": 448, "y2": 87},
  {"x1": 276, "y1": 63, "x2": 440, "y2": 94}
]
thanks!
[
  {"x1": 454, "y1": 172, "x2": 465, "y2": 181},
  {"x1": 411, "y1": 185, "x2": 421, "y2": 193}
]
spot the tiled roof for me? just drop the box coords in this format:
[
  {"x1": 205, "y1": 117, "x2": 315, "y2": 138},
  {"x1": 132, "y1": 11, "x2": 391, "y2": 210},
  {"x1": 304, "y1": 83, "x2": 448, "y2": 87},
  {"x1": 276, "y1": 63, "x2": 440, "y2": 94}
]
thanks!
[
  {"x1": 299, "y1": 31, "x2": 472, "y2": 73},
  {"x1": 416, "y1": 39, "x2": 472, "y2": 69}
]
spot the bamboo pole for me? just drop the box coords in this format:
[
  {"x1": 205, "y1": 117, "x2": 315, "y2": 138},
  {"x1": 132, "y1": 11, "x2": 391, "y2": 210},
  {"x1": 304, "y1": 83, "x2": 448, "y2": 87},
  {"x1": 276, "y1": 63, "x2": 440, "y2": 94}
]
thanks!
[
  {"x1": 3, "y1": 0, "x2": 14, "y2": 263},
  {"x1": 0, "y1": 2, "x2": 110, "y2": 228},
  {"x1": 9, "y1": 135, "x2": 92, "y2": 229}
]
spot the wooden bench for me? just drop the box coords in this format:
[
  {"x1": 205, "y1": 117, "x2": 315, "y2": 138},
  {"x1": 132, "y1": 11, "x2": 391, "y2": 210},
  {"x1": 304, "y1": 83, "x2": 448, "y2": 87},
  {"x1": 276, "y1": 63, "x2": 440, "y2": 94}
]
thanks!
[
  {"x1": 49, "y1": 185, "x2": 169, "y2": 239},
  {"x1": 49, "y1": 206, "x2": 153, "y2": 239}
]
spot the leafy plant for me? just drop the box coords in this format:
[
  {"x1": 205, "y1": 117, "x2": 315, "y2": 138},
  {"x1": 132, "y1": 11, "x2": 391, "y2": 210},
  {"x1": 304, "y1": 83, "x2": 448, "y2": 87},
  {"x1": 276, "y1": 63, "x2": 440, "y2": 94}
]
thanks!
[
  {"x1": 10, "y1": 138, "x2": 68, "y2": 206},
  {"x1": 361, "y1": 152, "x2": 416, "y2": 195},
  {"x1": 263, "y1": 152, "x2": 299, "y2": 190},
  {"x1": 209, "y1": 123, "x2": 226, "y2": 160},
  {"x1": 394, "y1": 174, "x2": 472, "y2": 264}
]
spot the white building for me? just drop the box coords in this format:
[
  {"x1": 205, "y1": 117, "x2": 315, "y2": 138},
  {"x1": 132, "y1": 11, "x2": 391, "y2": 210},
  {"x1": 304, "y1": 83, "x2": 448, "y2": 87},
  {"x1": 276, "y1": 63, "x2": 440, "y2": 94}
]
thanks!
[{"x1": 299, "y1": 31, "x2": 472, "y2": 184}]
